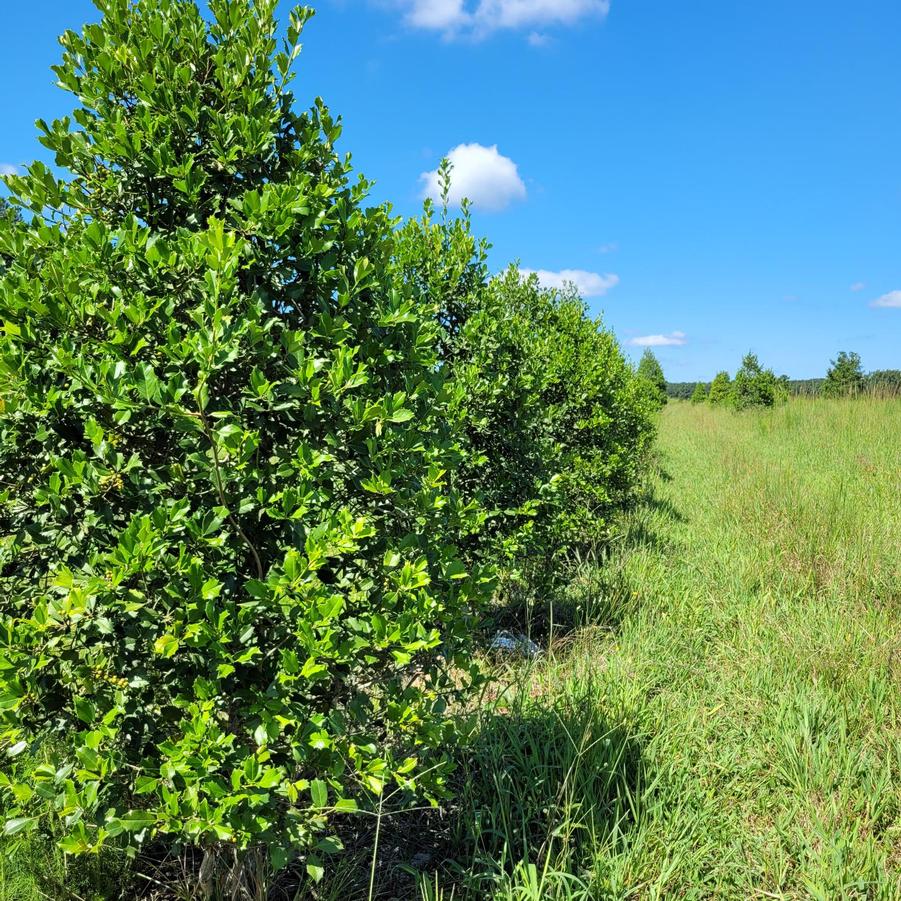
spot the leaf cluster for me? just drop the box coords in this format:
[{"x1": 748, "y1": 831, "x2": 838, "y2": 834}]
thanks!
[
  {"x1": 397, "y1": 205, "x2": 656, "y2": 589},
  {"x1": 0, "y1": 0, "x2": 490, "y2": 874},
  {"x1": 0, "y1": 0, "x2": 655, "y2": 882},
  {"x1": 636, "y1": 349, "x2": 667, "y2": 409}
]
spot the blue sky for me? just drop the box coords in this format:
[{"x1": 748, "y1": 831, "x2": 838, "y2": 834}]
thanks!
[{"x1": 2, "y1": 0, "x2": 900, "y2": 380}]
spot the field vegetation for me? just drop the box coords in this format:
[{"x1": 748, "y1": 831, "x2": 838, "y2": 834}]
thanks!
[
  {"x1": 1, "y1": 2, "x2": 900, "y2": 900},
  {"x1": 416, "y1": 396, "x2": 900, "y2": 900},
  {"x1": 0, "y1": 1, "x2": 654, "y2": 897}
]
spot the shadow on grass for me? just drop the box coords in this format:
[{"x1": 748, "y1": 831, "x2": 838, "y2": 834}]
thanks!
[
  {"x1": 439, "y1": 683, "x2": 643, "y2": 897},
  {"x1": 641, "y1": 493, "x2": 686, "y2": 524},
  {"x1": 286, "y1": 679, "x2": 645, "y2": 901}
]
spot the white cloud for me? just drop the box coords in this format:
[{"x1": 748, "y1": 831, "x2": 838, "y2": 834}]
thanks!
[
  {"x1": 405, "y1": 0, "x2": 467, "y2": 28},
  {"x1": 519, "y1": 268, "x2": 620, "y2": 297},
  {"x1": 420, "y1": 143, "x2": 526, "y2": 212},
  {"x1": 850, "y1": 281, "x2": 866, "y2": 292},
  {"x1": 871, "y1": 290, "x2": 901, "y2": 309},
  {"x1": 629, "y1": 332, "x2": 687, "y2": 347},
  {"x1": 397, "y1": 0, "x2": 610, "y2": 38},
  {"x1": 0, "y1": 164, "x2": 18, "y2": 176},
  {"x1": 527, "y1": 31, "x2": 550, "y2": 46}
]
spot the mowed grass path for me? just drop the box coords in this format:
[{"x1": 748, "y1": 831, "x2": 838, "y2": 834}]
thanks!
[{"x1": 517, "y1": 399, "x2": 901, "y2": 899}]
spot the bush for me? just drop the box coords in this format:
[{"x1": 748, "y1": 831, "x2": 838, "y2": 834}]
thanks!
[
  {"x1": 0, "y1": 0, "x2": 490, "y2": 875},
  {"x1": 396, "y1": 199, "x2": 655, "y2": 590},
  {"x1": 731, "y1": 352, "x2": 786, "y2": 410},
  {"x1": 636, "y1": 349, "x2": 667, "y2": 409},
  {"x1": 488, "y1": 270, "x2": 654, "y2": 564},
  {"x1": 823, "y1": 351, "x2": 865, "y2": 398},
  {"x1": 689, "y1": 383, "x2": 708, "y2": 404},
  {"x1": 707, "y1": 371, "x2": 732, "y2": 406}
]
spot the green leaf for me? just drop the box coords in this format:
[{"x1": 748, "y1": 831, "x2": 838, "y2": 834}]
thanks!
[
  {"x1": 134, "y1": 776, "x2": 158, "y2": 795},
  {"x1": 74, "y1": 697, "x2": 96, "y2": 724},
  {"x1": 310, "y1": 779, "x2": 328, "y2": 808},
  {"x1": 153, "y1": 634, "x2": 179, "y2": 658},
  {"x1": 306, "y1": 855, "x2": 325, "y2": 883},
  {"x1": 120, "y1": 811, "x2": 156, "y2": 832},
  {"x1": 4, "y1": 816, "x2": 38, "y2": 836},
  {"x1": 270, "y1": 844, "x2": 290, "y2": 872}
]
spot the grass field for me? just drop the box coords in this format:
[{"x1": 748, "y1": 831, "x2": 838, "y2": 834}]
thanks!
[
  {"x1": 3, "y1": 397, "x2": 901, "y2": 900},
  {"x1": 437, "y1": 397, "x2": 901, "y2": 900}
]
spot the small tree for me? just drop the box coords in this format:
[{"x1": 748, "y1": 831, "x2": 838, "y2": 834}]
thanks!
[
  {"x1": 731, "y1": 352, "x2": 784, "y2": 410},
  {"x1": 708, "y1": 371, "x2": 732, "y2": 406},
  {"x1": 637, "y1": 349, "x2": 667, "y2": 408},
  {"x1": 690, "y1": 382, "x2": 708, "y2": 404},
  {"x1": 0, "y1": 0, "x2": 489, "y2": 876},
  {"x1": 823, "y1": 351, "x2": 865, "y2": 398}
]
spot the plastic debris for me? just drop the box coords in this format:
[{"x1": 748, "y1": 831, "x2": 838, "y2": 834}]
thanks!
[{"x1": 488, "y1": 630, "x2": 541, "y2": 658}]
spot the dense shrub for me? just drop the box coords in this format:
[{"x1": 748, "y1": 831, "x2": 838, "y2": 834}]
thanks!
[
  {"x1": 637, "y1": 349, "x2": 667, "y2": 409},
  {"x1": 0, "y1": 0, "x2": 491, "y2": 874},
  {"x1": 483, "y1": 270, "x2": 655, "y2": 561},
  {"x1": 823, "y1": 351, "x2": 865, "y2": 398},
  {"x1": 690, "y1": 383, "x2": 708, "y2": 404},
  {"x1": 396, "y1": 200, "x2": 655, "y2": 585},
  {"x1": 707, "y1": 371, "x2": 732, "y2": 406},
  {"x1": 730, "y1": 353, "x2": 786, "y2": 410}
]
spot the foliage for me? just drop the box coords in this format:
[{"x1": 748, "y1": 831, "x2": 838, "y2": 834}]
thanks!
[
  {"x1": 785, "y1": 378, "x2": 823, "y2": 397},
  {"x1": 0, "y1": 200, "x2": 20, "y2": 275},
  {"x1": 707, "y1": 371, "x2": 732, "y2": 406},
  {"x1": 0, "y1": 0, "x2": 492, "y2": 874},
  {"x1": 666, "y1": 381, "x2": 705, "y2": 400},
  {"x1": 636, "y1": 350, "x2": 667, "y2": 409},
  {"x1": 689, "y1": 383, "x2": 708, "y2": 404},
  {"x1": 867, "y1": 369, "x2": 901, "y2": 396},
  {"x1": 483, "y1": 272, "x2": 655, "y2": 563},
  {"x1": 0, "y1": 199, "x2": 18, "y2": 226},
  {"x1": 0, "y1": 747, "x2": 131, "y2": 901},
  {"x1": 396, "y1": 198, "x2": 655, "y2": 583},
  {"x1": 420, "y1": 398, "x2": 901, "y2": 899},
  {"x1": 730, "y1": 352, "x2": 786, "y2": 410},
  {"x1": 822, "y1": 351, "x2": 865, "y2": 398}
]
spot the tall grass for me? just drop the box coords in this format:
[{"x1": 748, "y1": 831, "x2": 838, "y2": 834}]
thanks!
[{"x1": 421, "y1": 397, "x2": 901, "y2": 899}]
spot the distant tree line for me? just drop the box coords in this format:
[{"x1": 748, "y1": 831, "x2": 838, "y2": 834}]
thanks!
[{"x1": 668, "y1": 351, "x2": 901, "y2": 401}]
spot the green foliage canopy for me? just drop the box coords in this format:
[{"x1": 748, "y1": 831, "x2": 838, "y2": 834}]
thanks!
[
  {"x1": 730, "y1": 353, "x2": 786, "y2": 410},
  {"x1": 823, "y1": 351, "x2": 865, "y2": 398},
  {"x1": 690, "y1": 383, "x2": 708, "y2": 404},
  {"x1": 0, "y1": 0, "x2": 490, "y2": 868},
  {"x1": 637, "y1": 349, "x2": 667, "y2": 408},
  {"x1": 707, "y1": 371, "x2": 732, "y2": 406},
  {"x1": 396, "y1": 199, "x2": 655, "y2": 584}
]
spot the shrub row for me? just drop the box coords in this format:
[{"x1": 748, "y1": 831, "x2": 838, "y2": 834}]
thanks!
[{"x1": 0, "y1": 0, "x2": 655, "y2": 883}]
